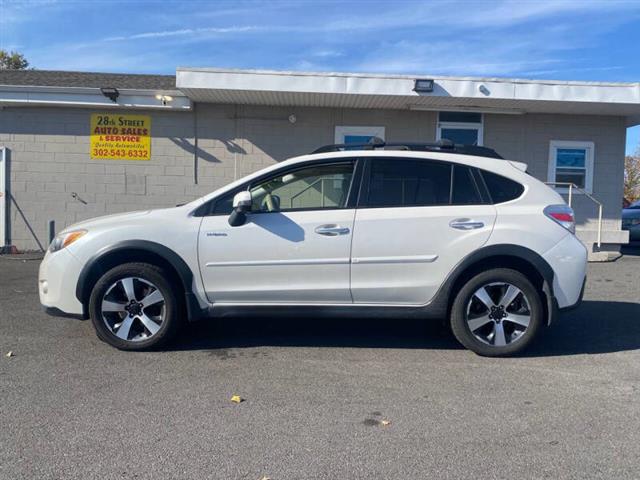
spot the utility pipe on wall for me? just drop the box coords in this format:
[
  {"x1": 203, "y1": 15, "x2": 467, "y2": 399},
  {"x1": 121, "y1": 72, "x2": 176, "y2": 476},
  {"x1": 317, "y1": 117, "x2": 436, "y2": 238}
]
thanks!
[
  {"x1": 0, "y1": 147, "x2": 7, "y2": 248},
  {"x1": 193, "y1": 102, "x2": 198, "y2": 185}
]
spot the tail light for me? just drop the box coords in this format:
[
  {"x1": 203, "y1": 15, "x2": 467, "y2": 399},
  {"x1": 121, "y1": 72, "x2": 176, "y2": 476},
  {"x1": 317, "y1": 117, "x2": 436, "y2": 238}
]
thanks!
[{"x1": 544, "y1": 205, "x2": 576, "y2": 234}]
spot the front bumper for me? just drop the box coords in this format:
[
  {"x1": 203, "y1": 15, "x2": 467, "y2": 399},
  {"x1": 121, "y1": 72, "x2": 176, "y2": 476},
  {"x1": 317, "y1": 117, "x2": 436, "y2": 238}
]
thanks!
[{"x1": 38, "y1": 248, "x2": 85, "y2": 317}]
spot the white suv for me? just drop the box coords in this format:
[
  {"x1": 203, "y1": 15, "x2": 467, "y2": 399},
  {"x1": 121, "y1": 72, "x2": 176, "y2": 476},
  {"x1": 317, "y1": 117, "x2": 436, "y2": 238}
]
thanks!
[{"x1": 39, "y1": 141, "x2": 587, "y2": 356}]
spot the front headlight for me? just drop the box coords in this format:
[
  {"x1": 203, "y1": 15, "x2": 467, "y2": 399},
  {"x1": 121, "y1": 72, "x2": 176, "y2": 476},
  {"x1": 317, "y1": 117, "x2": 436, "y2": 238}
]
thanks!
[{"x1": 48, "y1": 229, "x2": 87, "y2": 253}]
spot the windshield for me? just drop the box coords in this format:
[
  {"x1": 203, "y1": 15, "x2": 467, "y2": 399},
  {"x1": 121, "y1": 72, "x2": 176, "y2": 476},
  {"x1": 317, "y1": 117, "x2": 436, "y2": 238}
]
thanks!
[{"x1": 628, "y1": 201, "x2": 640, "y2": 209}]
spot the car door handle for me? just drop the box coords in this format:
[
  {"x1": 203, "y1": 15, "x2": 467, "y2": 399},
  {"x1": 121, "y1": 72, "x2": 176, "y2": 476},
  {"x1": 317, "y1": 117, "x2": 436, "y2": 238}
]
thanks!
[
  {"x1": 449, "y1": 218, "x2": 485, "y2": 230},
  {"x1": 315, "y1": 224, "x2": 350, "y2": 236}
]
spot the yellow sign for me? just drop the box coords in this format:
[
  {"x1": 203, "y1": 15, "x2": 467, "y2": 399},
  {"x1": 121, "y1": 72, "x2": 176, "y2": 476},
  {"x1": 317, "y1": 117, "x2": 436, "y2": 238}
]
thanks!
[{"x1": 90, "y1": 113, "x2": 151, "y2": 160}]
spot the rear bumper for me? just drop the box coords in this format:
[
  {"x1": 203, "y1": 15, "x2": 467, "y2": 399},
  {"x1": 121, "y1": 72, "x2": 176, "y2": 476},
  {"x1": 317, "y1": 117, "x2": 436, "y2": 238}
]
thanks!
[
  {"x1": 624, "y1": 226, "x2": 640, "y2": 241},
  {"x1": 542, "y1": 233, "x2": 588, "y2": 309},
  {"x1": 559, "y1": 275, "x2": 586, "y2": 312},
  {"x1": 545, "y1": 275, "x2": 585, "y2": 325}
]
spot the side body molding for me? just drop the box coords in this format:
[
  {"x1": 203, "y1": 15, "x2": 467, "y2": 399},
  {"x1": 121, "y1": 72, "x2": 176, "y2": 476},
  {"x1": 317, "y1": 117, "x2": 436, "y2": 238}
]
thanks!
[
  {"x1": 208, "y1": 244, "x2": 558, "y2": 323},
  {"x1": 75, "y1": 240, "x2": 204, "y2": 321}
]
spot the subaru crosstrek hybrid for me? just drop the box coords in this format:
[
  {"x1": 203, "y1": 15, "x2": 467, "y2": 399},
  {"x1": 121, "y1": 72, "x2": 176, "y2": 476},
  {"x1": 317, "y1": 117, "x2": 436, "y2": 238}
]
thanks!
[{"x1": 39, "y1": 141, "x2": 587, "y2": 356}]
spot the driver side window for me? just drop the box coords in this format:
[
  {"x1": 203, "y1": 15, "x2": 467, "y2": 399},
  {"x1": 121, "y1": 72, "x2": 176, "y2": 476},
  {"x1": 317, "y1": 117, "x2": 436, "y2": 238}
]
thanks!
[{"x1": 249, "y1": 162, "x2": 354, "y2": 213}]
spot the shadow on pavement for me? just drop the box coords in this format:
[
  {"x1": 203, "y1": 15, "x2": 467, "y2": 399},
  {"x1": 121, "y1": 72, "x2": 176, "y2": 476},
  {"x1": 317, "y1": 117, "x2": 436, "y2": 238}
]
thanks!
[
  {"x1": 169, "y1": 300, "x2": 640, "y2": 357},
  {"x1": 173, "y1": 315, "x2": 461, "y2": 352},
  {"x1": 526, "y1": 300, "x2": 640, "y2": 357}
]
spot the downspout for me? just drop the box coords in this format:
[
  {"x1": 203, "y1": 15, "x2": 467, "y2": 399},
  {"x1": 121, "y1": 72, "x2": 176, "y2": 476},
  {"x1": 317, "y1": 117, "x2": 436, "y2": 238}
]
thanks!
[
  {"x1": 234, "y1": 104, "x2": 239, "y2": 180},
  {"x1": 0, "y1": 147, "x2": 7, "y2": 248},
  {"x1": 193, "y1": 102, "x2": 198, "y2": 184}
]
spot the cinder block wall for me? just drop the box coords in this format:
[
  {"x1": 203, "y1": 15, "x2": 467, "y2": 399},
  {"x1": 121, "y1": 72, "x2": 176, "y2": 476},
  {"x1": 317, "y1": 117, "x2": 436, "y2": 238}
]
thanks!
[
  {"x1": 0, "y1": 105, "x2": 626, "y2": 250},
  {"x1": 0, "y1": 107, "x2": 197, "y2": 250},
  {"x1": 486, "y1": 113, "x2": 626, "y2": 232}
]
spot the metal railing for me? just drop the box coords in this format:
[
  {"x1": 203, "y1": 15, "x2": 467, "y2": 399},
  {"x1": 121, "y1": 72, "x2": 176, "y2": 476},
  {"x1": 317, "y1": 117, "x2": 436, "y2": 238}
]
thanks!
[
  {"x1": 545, "y1": 182, "x2": 603, "y2": 248},
  {"x1": 290, "y1": 175, "x2": 347, "y2": 209},
  {"x1": 289, "y1": 178, "x2": 326, "y2": 209}
]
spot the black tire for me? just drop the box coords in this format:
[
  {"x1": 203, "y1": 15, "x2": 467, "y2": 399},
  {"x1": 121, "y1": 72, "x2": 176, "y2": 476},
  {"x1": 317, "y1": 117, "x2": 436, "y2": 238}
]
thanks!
[
  {"x1": 89, "y1": 262, "x2": 182, "y2": 350},
  {"x1": 450, "y1": 268, "x2": 544, "y2": 357}
]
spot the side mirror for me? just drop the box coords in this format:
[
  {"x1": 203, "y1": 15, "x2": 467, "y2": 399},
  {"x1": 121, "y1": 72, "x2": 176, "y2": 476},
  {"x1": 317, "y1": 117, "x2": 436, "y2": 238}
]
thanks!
[{"x1": 228, "y1": 191, "x2": 252, "y2": 227}]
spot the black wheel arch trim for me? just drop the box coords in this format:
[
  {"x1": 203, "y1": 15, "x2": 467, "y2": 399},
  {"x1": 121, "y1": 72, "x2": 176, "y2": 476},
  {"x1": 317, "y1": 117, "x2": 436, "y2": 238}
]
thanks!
[
  {"x1": 424, "y1": 243, "x2": 557, "y2": 324},
  {"x1": 75, "y1": 240, "x2": 204, "y2": 321}
]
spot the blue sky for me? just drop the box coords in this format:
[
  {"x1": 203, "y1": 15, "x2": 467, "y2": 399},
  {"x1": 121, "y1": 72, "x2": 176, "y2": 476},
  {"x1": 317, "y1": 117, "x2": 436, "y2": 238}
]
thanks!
[{"x1": 1, "y1": 0, "x2": 639, "y2": 153}]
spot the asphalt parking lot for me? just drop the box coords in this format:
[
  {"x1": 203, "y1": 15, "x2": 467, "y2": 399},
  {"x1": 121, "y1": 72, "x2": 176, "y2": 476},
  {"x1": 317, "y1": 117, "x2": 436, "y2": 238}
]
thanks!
[{"x1": 1, "y1": 255, "x2": 639, "y2": 479}]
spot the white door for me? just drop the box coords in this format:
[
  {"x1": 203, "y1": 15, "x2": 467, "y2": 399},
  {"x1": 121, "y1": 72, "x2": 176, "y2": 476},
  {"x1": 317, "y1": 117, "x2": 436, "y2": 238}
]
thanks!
[
  {"x1": 350, "y1": 158, "x2": 496, "y2": 305},
  {"x1": 198, "y1": 161, "x2": 357, "y2": 304}
]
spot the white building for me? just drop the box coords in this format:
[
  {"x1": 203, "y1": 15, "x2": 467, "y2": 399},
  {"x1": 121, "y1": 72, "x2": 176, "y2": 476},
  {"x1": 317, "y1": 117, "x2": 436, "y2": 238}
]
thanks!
[{"x1": 1, "y1": 67, "x2": 639, "y2": 258}]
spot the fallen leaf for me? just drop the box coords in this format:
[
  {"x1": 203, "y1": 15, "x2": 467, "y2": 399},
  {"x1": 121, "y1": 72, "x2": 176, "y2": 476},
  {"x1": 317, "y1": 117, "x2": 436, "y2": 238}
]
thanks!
[
  {"x1": 381, "y1": 420, "x2": 391, "y2": 426},
  {"x1": 230, "y1": 395, "x2": 244, "y2": 403},
  {"x1": 5, "y1": 351, "x2": 14, "y2": 358}
]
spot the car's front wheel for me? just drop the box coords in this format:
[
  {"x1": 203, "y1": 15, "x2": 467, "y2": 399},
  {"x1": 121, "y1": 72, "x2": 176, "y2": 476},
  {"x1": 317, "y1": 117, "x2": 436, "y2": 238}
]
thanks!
[
  {"x1": 88, "y1": 262, "x2": 181, "y2": 350},
  {"x1": 450, "y1": 268, "x2": 544, "y2": 357}
]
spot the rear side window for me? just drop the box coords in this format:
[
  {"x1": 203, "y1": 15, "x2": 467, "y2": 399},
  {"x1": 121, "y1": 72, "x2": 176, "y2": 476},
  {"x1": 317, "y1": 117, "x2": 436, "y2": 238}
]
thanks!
[
  {"x1": 365, "y1": 159, "x2": 451, "y2": 207},
  {"x1": 480, "y1": 170, "x2": 524, "y2": 204},
  {"x1": 451, "y1": 165, "x2": 483, "y2": 205}
]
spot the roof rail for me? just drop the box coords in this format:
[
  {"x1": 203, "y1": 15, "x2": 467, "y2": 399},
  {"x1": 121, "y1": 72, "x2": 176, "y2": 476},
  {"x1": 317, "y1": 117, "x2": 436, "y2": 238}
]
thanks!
[{"x1": 311, "y1": 137, "x2": 503, "y2": 159}]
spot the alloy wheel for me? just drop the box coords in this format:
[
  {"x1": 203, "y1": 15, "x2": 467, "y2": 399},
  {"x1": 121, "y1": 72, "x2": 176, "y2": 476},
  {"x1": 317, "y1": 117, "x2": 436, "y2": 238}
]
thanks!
[
  {"x1": 465, "y1": 282, "x2": 532, "y2": 347},
  {"x1": 101, "y1": 277, "x2": 165, "y2": 342}
]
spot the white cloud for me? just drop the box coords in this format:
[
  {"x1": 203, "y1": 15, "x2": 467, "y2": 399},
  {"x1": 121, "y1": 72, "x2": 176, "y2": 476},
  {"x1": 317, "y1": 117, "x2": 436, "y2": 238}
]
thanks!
[
  {"x1": 104, "y1": 25, "x2": 259, "y2": 42},
  {"x1": 12, "y1": 0, "x2": 640, "y2": 79},
  {"x1": 319, "y1": 0, "x2": 640, "y2": 32},
  {"x1": 27, "y1": 45, "x2": 178, "y2": 73},
  {"x1": 518, "y1": 65, "x2": 625, "y2": 77},
  {"x1": 79, "y1": 0, "x2": 640, "y2": 54},
  {"x1": 311, "y1": 50, "x2": 344, "y2": 58},
  {"x1": 345, "y1": 5, "x2": 635, "y2": 79},
  {"x1": 350, "y1": 35, "x2": 546, "y2": 75}
]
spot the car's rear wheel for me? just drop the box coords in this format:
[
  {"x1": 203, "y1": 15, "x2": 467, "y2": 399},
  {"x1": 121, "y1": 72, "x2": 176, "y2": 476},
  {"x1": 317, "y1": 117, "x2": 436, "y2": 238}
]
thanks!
[
  {"x1": 450, "y1": 268, "x2": 544, "y2": 357},
  {"x1": 89, "y1": 263, "x2": 181, "y2": 350}
]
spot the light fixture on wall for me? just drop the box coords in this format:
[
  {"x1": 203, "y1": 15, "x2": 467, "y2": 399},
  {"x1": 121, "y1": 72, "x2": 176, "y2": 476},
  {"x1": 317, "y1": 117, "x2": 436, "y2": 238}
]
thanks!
[
  {"x1": 155, "y1": 94, "x2": 173, "y2": 106},
  {"x1": 100, "y1": 87, "x2": 119, "y2": 102}
]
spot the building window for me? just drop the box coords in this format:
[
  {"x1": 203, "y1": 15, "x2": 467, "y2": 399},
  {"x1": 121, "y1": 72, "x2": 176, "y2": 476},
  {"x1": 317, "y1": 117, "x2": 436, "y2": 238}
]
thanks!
[
  {"x1": 436, "y1": 111, "x2": 483, "y2": 146},
  {"x1": 548, "y1": 140, "x2": 594, "y2": 193},
  {"x1": 335, "y1": 126, "x2": 385, "y2": 146}
]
